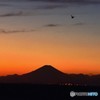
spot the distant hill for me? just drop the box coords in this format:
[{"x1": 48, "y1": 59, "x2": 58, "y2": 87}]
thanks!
[{"x1": 0, "y1": 65, "x2": 100, "y2": 86}]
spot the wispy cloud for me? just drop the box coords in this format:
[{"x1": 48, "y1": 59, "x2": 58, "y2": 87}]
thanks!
[
  {"x1": 65, "y1": 0, "x2": 100, "y2": 3},
  {"x1": 44, "y1": 24, "x2": 60, "y2": 27},
  {"x1": 0, "y1": 4, "x2": 10, "y2": 7},
  {"x1": 0, "y1": 29, "x2": 35, "y2": 34},
  {"x1": 36, "y1": 4, "x2": 67, "y2": 10},
  {"x1": 0, "y1": 11, "x2": 30, "y2": 17},
  {"x1": 30, "y1": 0, "x2": 100, "y2": 4}
]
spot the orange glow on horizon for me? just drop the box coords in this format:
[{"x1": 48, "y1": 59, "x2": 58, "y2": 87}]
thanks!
[
  {"x1": 0, "y1": 60, "x2": 100, "y2": 76},
  {"x1": 0, "y1": 1, "x2": 100, "y2": 77},
  {"x1": 0, "y1": 19, "x2": 99, "y2": 76}
]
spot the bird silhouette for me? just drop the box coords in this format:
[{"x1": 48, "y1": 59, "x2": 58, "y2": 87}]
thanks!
[{"x1": 71, "y1": 15, "x2": 75, "y2": 19}]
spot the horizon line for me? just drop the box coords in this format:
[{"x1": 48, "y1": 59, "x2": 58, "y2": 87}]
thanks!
[{"x1": 0, "y1": 65, "x2": 100, "y2": 77}]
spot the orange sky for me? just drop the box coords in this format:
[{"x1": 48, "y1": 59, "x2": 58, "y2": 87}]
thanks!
[
  {"x1": 0, "y1": 1, "x2": 100, "y2": 76},
  {"x1": 0, "y1": 30, "x2": 100, "y2": 76}
]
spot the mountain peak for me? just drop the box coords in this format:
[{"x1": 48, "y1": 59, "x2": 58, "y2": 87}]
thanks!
[
  {"x1": 22, "y1": 65, "x2": 63, "y2": 76},
  {"x1": 21, "y1": 65, "x2": 66, "y2": 84},
  {"x1": 40, "y1": 65, "x2": 57, "y2": 70},
  {"x1": 33, "y1": 65, "x2": 64, "y2": 75}
]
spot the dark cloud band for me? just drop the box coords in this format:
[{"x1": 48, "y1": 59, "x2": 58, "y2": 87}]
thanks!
[
  {"x1": 0, "y1": 11, "x2": 30, "y2": 17},
  {"x1": 44, "y1": 24, "x2": 60, "y2": 27}
]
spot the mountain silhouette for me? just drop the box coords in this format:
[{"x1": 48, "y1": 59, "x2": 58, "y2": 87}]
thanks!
[
  {"x1": 20, "y1": 65, "x2": 67, "y2": 84},
  {"x1": 0, "y1": 65, "x2": 100, "y2": 86}
]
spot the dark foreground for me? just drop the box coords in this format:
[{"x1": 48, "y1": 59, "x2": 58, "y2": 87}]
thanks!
[{"x1": 0, "y1": 84, "x2": 100, "y2": 100}]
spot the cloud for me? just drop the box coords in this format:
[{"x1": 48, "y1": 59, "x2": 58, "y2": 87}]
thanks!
[
  {"x1": 73, "y1": 0, "x2": 100, "y2": 3},
  {"x1": 28, "y1": 0, "x2": 99, "y2": 2},
  {"x1": 0, "y1": 11, "x2": 30, "y2": 17},
  {"x1": 0, "y1": 4, "x2": 10, "y2": 7},
  {"x1": 29, "y1": 0, "x2": 100, "y2": 4},
  {"x1": 1, "y1": 0, "x2": 100, "y2": 4},
  {"x1": 36, "y1": 4, "x2": 67, "y2": 10},
  {"x1": 0, "y1": 29, "x2": 35, "y2": 34},
  {"x1": 44, "y1": 24, "x2": 60, "y2": 27},
  {"x1": 67, "y1": 0, "x2": 100, "y2": 4}
]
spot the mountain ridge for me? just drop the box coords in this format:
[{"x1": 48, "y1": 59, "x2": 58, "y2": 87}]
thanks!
[{"x1": 0, "y1": 65, "x2": 100, "y2": 86}]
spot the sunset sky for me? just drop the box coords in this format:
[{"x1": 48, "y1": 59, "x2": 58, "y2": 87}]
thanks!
[{"x1": 0, "y1": 0, "x2": 100, "y2": 76}]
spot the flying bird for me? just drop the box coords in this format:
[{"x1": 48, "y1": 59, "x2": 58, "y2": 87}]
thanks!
[{"x1": 71, "y1": 15, "x2": 75, "y2": 19}]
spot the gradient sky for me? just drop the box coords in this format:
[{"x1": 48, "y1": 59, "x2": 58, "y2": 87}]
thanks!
[{"x1": 0, "y1": 0, "x2": 100, "y2": 76}]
